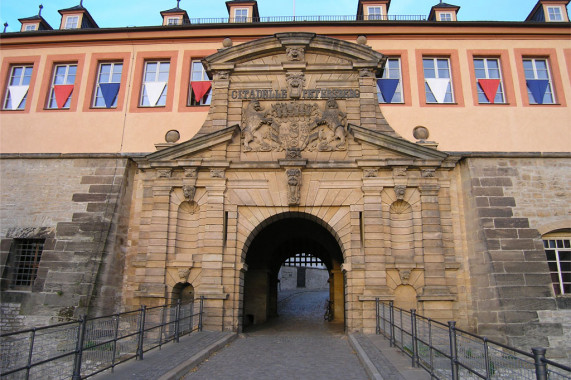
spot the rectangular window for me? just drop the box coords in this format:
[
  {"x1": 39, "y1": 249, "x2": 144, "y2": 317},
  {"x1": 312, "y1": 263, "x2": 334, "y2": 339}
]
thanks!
[
  {"x1": 167, "y1": 17, "x2": 179, "y2": 25},
  {"x1": 25, "y1": 25, "x2": 37, "y2": 31},
  {"x1": 65, "y1": 15, "x2": 79, "y2": 29},
  {"x1": 423, "y1": 57, "x2": 454, "y2": 103},
  {"x1": 47, "y1": 63, "x2": 77, "y2": 109},
  {"x1": 188, "y1": 60, "x2": 212, "y2": 106},
  {"x1": 368, "y1": 6, "x2": 382, "y2": 20},
  {"x1": 140, "y1": 61, "x2": 170, "y2": 107},
  {"x1": 3, "y1": 65, "x2": 33, "y2": 110},
  {"x1": 235, "y1": 8, "x2": 248, "y2": 22},
  {"x1": 474, "y1": 58, "x2": 505, "y2": 104},
  {"x1": 439, "y1": 13, "x2": 452, "y2": 21},
  {"x1": 377, "y1": 57, "x2": 403, "y2": 104},
  {"x1": 544, "y1": 238, "x2": 571, "y2": 295},
  {"x1": 547, "y1": 6, "x2": 563, "y2": 21},
  {"x1": 93, "y1": 62, "x2": 123, "y2": 108},
  {"x1": 523, "y1": 58, "x2": 555, "y2": 104},
  {"x1": 7, "y1": 239, "x2": 45, "y2": 289}
]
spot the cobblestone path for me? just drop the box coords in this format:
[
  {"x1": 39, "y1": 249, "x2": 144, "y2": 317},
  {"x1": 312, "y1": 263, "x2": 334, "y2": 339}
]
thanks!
[{"x1": 183, "y1": 289, "x2": 369, "y2": 379}]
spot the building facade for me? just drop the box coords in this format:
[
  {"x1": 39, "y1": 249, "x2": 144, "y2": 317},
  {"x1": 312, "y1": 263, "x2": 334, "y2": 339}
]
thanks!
[{"x1": 1, "y1": 0, "x2": 570, "y2": 363}]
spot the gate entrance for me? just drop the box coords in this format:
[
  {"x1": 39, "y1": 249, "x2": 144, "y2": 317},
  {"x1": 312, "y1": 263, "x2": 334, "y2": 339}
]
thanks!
[{"x1": 242, "y1": 214, "x2": 345, "y2": 331}]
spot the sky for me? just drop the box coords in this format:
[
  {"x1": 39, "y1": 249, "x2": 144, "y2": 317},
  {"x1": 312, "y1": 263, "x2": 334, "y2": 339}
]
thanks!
[{"x1": 0, "y1": 0, "x2": 568, "y2": 32}]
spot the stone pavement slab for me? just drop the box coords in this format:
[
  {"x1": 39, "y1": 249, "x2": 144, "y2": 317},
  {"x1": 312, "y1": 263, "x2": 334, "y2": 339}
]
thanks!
[{"x1": 92, "y1": 331, "x2": 236, "y2": 380}]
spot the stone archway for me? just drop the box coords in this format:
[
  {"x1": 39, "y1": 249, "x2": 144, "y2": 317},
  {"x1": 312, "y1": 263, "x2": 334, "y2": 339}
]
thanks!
[{"x1": 241, "y1": 213, "x2": 345, "y2": 330}]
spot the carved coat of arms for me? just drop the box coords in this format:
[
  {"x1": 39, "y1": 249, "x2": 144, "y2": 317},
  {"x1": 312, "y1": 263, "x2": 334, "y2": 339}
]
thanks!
[{"x1": 241, "y1": 98, "x2": 348, "y2": 152}]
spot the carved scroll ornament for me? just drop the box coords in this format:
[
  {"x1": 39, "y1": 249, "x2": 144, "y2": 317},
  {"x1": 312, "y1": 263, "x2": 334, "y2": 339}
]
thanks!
[{"x1": 286, "y1": 168, "x2": 302, "y2": 205}]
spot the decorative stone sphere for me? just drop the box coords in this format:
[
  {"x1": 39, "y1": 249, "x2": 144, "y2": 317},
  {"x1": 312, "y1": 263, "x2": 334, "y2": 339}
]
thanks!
[
  {"x1": 413, "y1": 126, "x2": 430, "y2": 140},
  {"x1": 165, "y1": 130, "x2": 180, "y2": 143},
  {"x1": 356, "y1": 35, "x2": 367, "y2": 45},
  {"x1": 222, "y1": 37, "x2": 233, "y2": 48}
]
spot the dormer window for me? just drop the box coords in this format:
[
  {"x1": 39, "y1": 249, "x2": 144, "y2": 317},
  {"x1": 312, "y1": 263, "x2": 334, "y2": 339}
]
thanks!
[
  {"x1": 547, "y1": 6, "x2": 563, "y2": 21},
  {"x1": 167, "y1": 17, "x2": 180, "y2": 25},
  {"x1": 235, "y1": 8, "x2": 248, "y2": 22},
  {"x1": 440, "y1": 12, "x2": 453, "y2": 21},
  {"x1": 64, "y1": 15, "x2": 79, "y2": 29},
  {"x1": 25, "y1": 24, "x2": 37, "y2": 31},
  {"x1": 368, "y1": 6, "x2": 382, "y2": 20}
]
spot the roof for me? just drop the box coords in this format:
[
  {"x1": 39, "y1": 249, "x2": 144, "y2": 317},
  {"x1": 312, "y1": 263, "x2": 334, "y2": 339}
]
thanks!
[
  {"x1": 58, "y1": 4, "x2": 99, "y2": 28},
  {"x1": 18, "y1": 14, "x2": 53, "y2": 30},
  {"x1": 526, "y1": 0, "x2": 570, "y2": 21}
]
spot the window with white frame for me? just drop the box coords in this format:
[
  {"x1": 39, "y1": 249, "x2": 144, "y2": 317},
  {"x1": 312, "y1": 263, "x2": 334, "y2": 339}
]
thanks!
[
  {"x1": 234, "y1": 8, "x2": 248, "y2": 22},
  {"x1": 439, "y1": 12, "x2": 452, "y2": 21},
  {"x1": 547, "y1": 6, "x2": 563, "y2": 21},
  {"x1": 523, "y1": 58, "x2": 555, "y2": 104},
  {"x1": 25, "y1": 24, "x2": 37, "y2": 31},
  {"x1": 3, "y1": 65, "x2": 33, "y2": 110},
  {"x1": 473, "y1": 58, "x2": 505, "y2": 104},
  {"x1": 188, "y1": 60, "x2": 212, "y2": 106},
  {"x1": 544, "y1": 237, "x2": 571, "y2": 295},
  {"x1": 167, "y1": 17, "x2": 180, "y2": 25},
  {"x1": 377, "y1": 58, "x2": 403, "y2": 104},
  {"x1": 140, "y1": 61, "x2": 170, "y2": 107},
  {"x1": 368, "y1": 6, "x2": 382, "y2": 20},
  {"x1": 423, "y1": 58, "x2": 454, "y2": 103},
  {"x1": 5, "y1": 239, "x2": 45, "y2": 289},
  {"x1": 47, "y1": 63, "x2": 77, "y2": 109},
  {"x1": 93, "y1": 62, "x2": 123, "y2": 108},
  {"x1": 64, "y1": 15, "x2": 79, "y2": 29}
]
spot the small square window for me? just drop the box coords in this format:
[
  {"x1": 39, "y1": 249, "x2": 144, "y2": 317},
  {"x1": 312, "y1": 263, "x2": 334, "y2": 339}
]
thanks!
[
  {"x1": 5, "y1": 239, "x2": 45, "y2": 289},
  {"x1": 167, "y1": 17, "x2": 180, "y2": 25},
  {"x1": 47, "y1": 63, "x2": 77, "y2": 109},
  {"x1": 423, "y1": 57, "x2": 454, "y2": 103},
  {"x1": 65, "y1": 15, "x2": 79, "y2": 29},
  {"x1": 93, "y1": 62, "x2": 123, "y2": 108},
  {"x1": 368, "y1": 7, "x2": 382, "y2": 20},
  {"x1": 235, "y1": 8, "x2": 248, "y2": 23},
  {"x1": 25, "y1": 25, "x2": 37, "y2": 31},
  {"x1": 523, "y1": 58, "x2": 555, "y2": 104},
  {"x1": 140, "y1": 61, "x2": 170, "y2": 107},
  {"x1": 188, "y1": 60, "x2": 212, "y2": 106},
  {"x1": 3, "y1": 65, "x2": 33, "y2": 110},
  {"x1": 547, "y1": 6, "x2": 563, "y2": 21},
  {"x1": 439, "y1": 13, "x2": 453, "y2": 21}
]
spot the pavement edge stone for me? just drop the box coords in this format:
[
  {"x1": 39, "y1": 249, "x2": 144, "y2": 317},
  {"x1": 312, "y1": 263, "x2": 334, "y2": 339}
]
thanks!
[{"x1": 348, "y1": 333, "x2": 385, "y2": 380}]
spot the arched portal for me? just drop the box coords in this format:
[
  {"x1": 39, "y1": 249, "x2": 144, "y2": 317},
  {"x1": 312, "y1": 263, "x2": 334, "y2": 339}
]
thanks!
[{"x1": 242, "y1": 214, "x2": 345, "y2": 330}]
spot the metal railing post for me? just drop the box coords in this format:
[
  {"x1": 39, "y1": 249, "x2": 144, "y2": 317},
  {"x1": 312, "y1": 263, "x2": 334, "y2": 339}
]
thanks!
[
  {"x1": 448, "y1": 321, "x2": 459, "y2": 380},
  {"x1": 111, "y1": 314, "x2": 120, "y2": 372},
  {"x1": 189, "y1": 302, "x2": 194, "y2": 334},
  {"x1": 389, "y1": 301, "x2": 395, "y2": 347},
  {"x1": 71, "y1": 316, "x2": 87, "y2": 380},
  {"x1": 483, "y1": 338, "x2": 490, "y2": 379},
  {"x1": 25, "y1": 329, "x2": 36, "y2": 380},
  {"x1": 198, "y1": 296, "x2": 204, "y2": 332},
  {"x1": 532, "y1": 347, "x2": 548, "y2": 380},
  {"x1": 158, "y1": 303, "x2": 166, "y2": 347},
  {"x1": 411, "y1": 309, "x2": 418, "y2": 368},
  {"x1": 428, "y1": 319, "x2": 434, "y2": 377},
  {"x1": 174, "y1": 299, "x2": 181, "y2": 343},
  {"x1": 375, "y1": 298, "x2": 380, "y2": 335},
  {"x1": 136, "y1": 306, "x2": 147, "y2": 360},
  {"x1": 381, "y1": 302, "x2": 386, "y2": 337}
]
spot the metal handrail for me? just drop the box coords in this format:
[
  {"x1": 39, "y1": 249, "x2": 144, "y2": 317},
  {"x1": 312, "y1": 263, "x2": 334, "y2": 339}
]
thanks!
[
  {"x1": 0, "y1": 296, "x2": 205, "y2": 379},
  {"x1": 375, "y1": 299, "x2": 571, "y2": 380},
  {"x1": 173, "y1": 14, "x2": 427, "y2": 25}
]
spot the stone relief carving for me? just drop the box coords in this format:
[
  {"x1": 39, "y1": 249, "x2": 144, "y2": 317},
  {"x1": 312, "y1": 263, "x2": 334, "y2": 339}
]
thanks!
[
  {"x1": 182, "y1": 185, "x2": 196, "y2": 201},
  {"x1": 286, "y1": 72, "x2": 306, "y2": 98},
  {"x1": 184, "y1": 168, "x2": 197, "y2": 178},
  {"x1": 241, "y1": 100, "x2": 279, "y2": 152},
  {"x1": 399, "y1": 269, "x2": 412, "y2": 285},
  {"x1": 363, "y1": 169, "x2": 378, "y2": 178},
  {"x1": 178, "y1": 268, "x2": 191, "y2": 282},
  {"x1": 394, "y1": 185, "x2": 406, "y2": 200},
  {"x1": 210, "y1": 169, "x2": 225, "y2": 178},
  {"x1": 215, "y1": 70, "x2": 230, "y2": 80},
  {"x1": 393, "y1": 167, "x2": 407, "y2": 177},
  {"x1": 286, "y1": 148, "x2": 302, "y2": 159},
  {"x1": 240, "y1": 99, "x2": 348, "y2": 153},
  {"x1": 157, "y1": 169, "x2": 172, "y2": 178},
  {"x1": 422, "y1": 169, "x2": 436, "y2": 178},
  {"x1": 286, "y1": 168, "x2": 302, "y2": 205},
  {"x1": 359, "y1": 68, "x2": 374, "y2": 77},
  {"x1": 286, "y1": 47, "x2": 305, "y2": 61}
]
